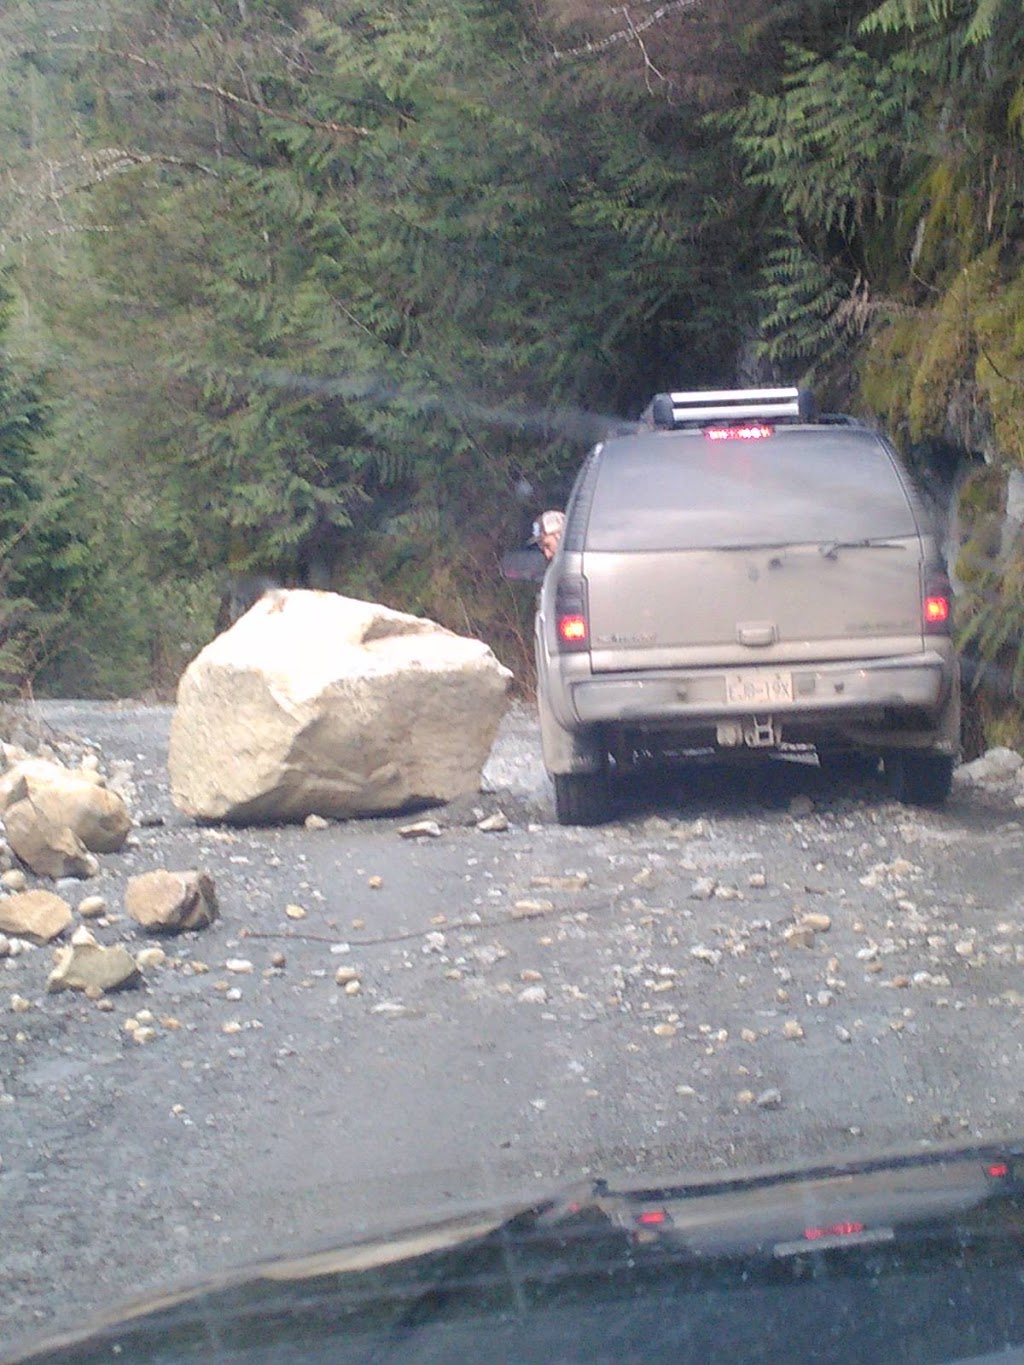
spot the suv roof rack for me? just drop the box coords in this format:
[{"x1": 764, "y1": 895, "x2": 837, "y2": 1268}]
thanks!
[{"x1": 643, "y1": 386, "x2": 817, "y2": 430}]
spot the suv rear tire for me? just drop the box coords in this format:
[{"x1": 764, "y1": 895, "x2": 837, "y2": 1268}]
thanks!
[
  {"x1": 884, "y1": 751, "x2": 954, "y2": 806},
  {"x1": 817, "y1": 749, "x2": 880, "y2": 783},
  {"x1": 553, "y1": 771, "x2": 610, "y2": 826}
]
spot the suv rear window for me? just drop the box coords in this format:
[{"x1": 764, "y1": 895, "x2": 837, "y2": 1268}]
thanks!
[{"x1": 584, "y1": 428, "x2": 919, "y2": 552}]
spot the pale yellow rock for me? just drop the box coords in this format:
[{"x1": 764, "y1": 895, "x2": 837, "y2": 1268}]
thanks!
[
  {"x1": 168, "y1": 591, "x2": 511, "y2": 822},
  {"x1": 124, "y1": 870, "x2": 218, "y2": 933},
  {"x1": 783, "y1": 923, "x2": 816, "y2": 949},
  {"x1": 0, "y1": 890, "x2": 72, "y2": 944},
  {"x1": 47, "y1": 940, "x2": 141, "y2": 994},
  {"x1": 0, "y1": 759, "x2": 130, "y2": 851},
  {"x1": 3, "y1": 801, "x2": 95, "y2": 879},
  {"x1": 800, "y1": 912, "x2": 833, "y2": 932}
]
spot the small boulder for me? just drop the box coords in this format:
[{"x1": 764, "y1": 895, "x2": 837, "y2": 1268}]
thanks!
[
  {"x1": 124, "y1": 870, "x2": 218, "y2": 933},
  {"x1": 47, "y1": 933, "x2": 141, "y2": 994},
  {"x1": 0, "y1": 759, "x2": 131, "y2": 852},
  {"x1": 0, "y1": 889, "x2": 73, "y2": 943},
  {"x1": 3, "y1": 799, "x2": 97, "y2": 879}
]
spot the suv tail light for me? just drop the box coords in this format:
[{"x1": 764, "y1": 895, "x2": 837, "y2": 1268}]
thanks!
[
  {"x1": 555, "y1": 576, "x2": 590, "y2": 653},
  {"x1": 924, "y1": 569, "x2": 952, "y2": 635}
]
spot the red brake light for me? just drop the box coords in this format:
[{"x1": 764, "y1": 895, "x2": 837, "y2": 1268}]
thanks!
[
  {"x1": 559, "y1": 614, "x2": 587, "y2": 645},
  {"x1": 705, "y1": 424, "x2": 773, "y2": 442},
  {"x1": 554, "y1": 575, "x2": 590, "y2": 653},
  {"x1": 804, "y1": 1221, "x2": 865, "y2": 1241},
  {"x1": 924, "y1": 595, "x2": 949, "y2": 627},
  {"x1": 636, "y1": 1209, "x2": 668, "y2": 1226},
  {"x1": 987, "y1": 1162, "x2": 1009, "y2": 1178}
]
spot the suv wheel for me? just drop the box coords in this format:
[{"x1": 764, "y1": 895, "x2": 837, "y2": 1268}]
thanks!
[
  {"x1": 553, "y1": 771, "x2": 610, "y2": 826},
  {"x1": 884, "y1": 751, "x2": 954, "y2": 806}
]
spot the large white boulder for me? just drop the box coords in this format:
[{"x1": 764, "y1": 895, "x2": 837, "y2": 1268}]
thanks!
[{"x1": 169, "y1": 590, "x2": 513, "y2": 822}]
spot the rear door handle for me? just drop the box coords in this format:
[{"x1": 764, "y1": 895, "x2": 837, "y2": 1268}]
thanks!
[{"x1": 736, "y1": 622, "x2": 777, "y2": 647}]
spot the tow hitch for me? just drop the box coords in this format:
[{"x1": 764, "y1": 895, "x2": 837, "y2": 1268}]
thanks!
[
  {"x1": 745, "y1": 716, "x2": 778, "y2": 747},
  {"x1": 718, "y1": 717, "x2": 779, "y2": 748}
]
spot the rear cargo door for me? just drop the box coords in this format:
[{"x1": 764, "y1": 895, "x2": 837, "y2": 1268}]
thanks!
[{"x1": 581, "y1": 428, "x2": 926, "y2": 673}]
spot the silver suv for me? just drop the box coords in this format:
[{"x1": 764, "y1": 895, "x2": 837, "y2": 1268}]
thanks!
[{"x1": 535, "y1": 387, "x2": 960, "y2": 824}]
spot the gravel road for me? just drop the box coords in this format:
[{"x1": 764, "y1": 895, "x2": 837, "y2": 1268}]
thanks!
[{"x1": 3, "y1": 700, "x2": 1024, "y2": 1354}]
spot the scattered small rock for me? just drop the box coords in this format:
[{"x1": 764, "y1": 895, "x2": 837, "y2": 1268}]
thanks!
[
  {"x1": 125, "y1": 870, "x2": 218, "y2": 934},
  {"x1": 303, "y1": 814, "x2": 329, "y2": 831},
  {"x1": 398, "y1": 820, "x2": 442, "y2": 839},
  {"x1": 783, "y1": 923, "x2": 816, "y2": 949},
  {"x1": 800, "y1": 912, "x2": 832, "y2": 933},
  {"x1": 756, "y1": 1087, "x2": 783, "y2": 1109},
  {"x1": 135, "y1": 947, "x2": 167, "y2": 970},
  {"x1": 518, "y1": 984, "x2": 548, "y2": 1004},
  {"x1": 476, "y1": 812, "x2": 509, "y2": 833},
  {"x1": 530, "y1": 873, "x2": 589, "y2": 891},
  {"x1": 0, "y1": 890, "x2": 73, "y2": 944},
  {"x1": 48, "y1": 935, "x2": 141, "y2": 994},
  {"x1": 512, "y1": 899, "x2": 553, "y2": 919}
]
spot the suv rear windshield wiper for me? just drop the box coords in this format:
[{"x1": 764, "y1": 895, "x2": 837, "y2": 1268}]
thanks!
[{"x1": 819, "y1": 538, "x2": 906, "y2": 559}]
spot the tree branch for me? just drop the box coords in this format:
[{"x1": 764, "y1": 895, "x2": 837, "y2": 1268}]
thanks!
[
  {"x1": 62, "y1": 45, "x2": 371, "y2": 142},
  {"x1": 545, "y1": 0, "x2": 700, "y2": 61}
]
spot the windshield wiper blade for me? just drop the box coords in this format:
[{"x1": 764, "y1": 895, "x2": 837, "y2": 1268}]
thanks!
[{"x1": 819, "y1": 538, "x2": 905, "y2": 559}]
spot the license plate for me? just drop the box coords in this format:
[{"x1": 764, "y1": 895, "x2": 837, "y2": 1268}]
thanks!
[{"x1": 724, "y1": 670, "x2": 794, "y2": 707}]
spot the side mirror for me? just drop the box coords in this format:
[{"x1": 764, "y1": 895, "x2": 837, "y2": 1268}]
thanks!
[{"x1": 500, "y1": 548, "x2": 548, "y2": 583}]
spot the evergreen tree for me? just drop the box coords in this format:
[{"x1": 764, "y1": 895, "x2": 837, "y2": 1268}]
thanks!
[{"x1": 0, "y1": 272, "x2": 89, "y2": 694}]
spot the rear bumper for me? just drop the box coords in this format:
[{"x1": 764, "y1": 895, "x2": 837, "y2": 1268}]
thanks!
[{"x1": 568, "y1": 651, "x2": 953, "y2": 730}]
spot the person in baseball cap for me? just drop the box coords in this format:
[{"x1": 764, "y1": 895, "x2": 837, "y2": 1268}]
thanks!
[{"x1": 530, "y1": 510, "x2": 565, "y2": 561}]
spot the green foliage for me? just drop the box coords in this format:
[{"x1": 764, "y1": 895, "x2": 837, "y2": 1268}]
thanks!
[
  {"x1": 724, "y1": 40, "x2": 919, "y2": 376},
  {"x1": 0, "y1": 271, "x2": 91, "y2": 694},
  {"x1": 6, "y1": 0, "x2": 1024, "y2": 726},
  {"x1": 731, "y1": 44, "x2": 916, "y2": 239},
  {"x1": 0, "y1": 0, "x2": 755, "y2": 692},
  {"x1": 860, "y1": 0, "x2": 1009, "y2": 44}
]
